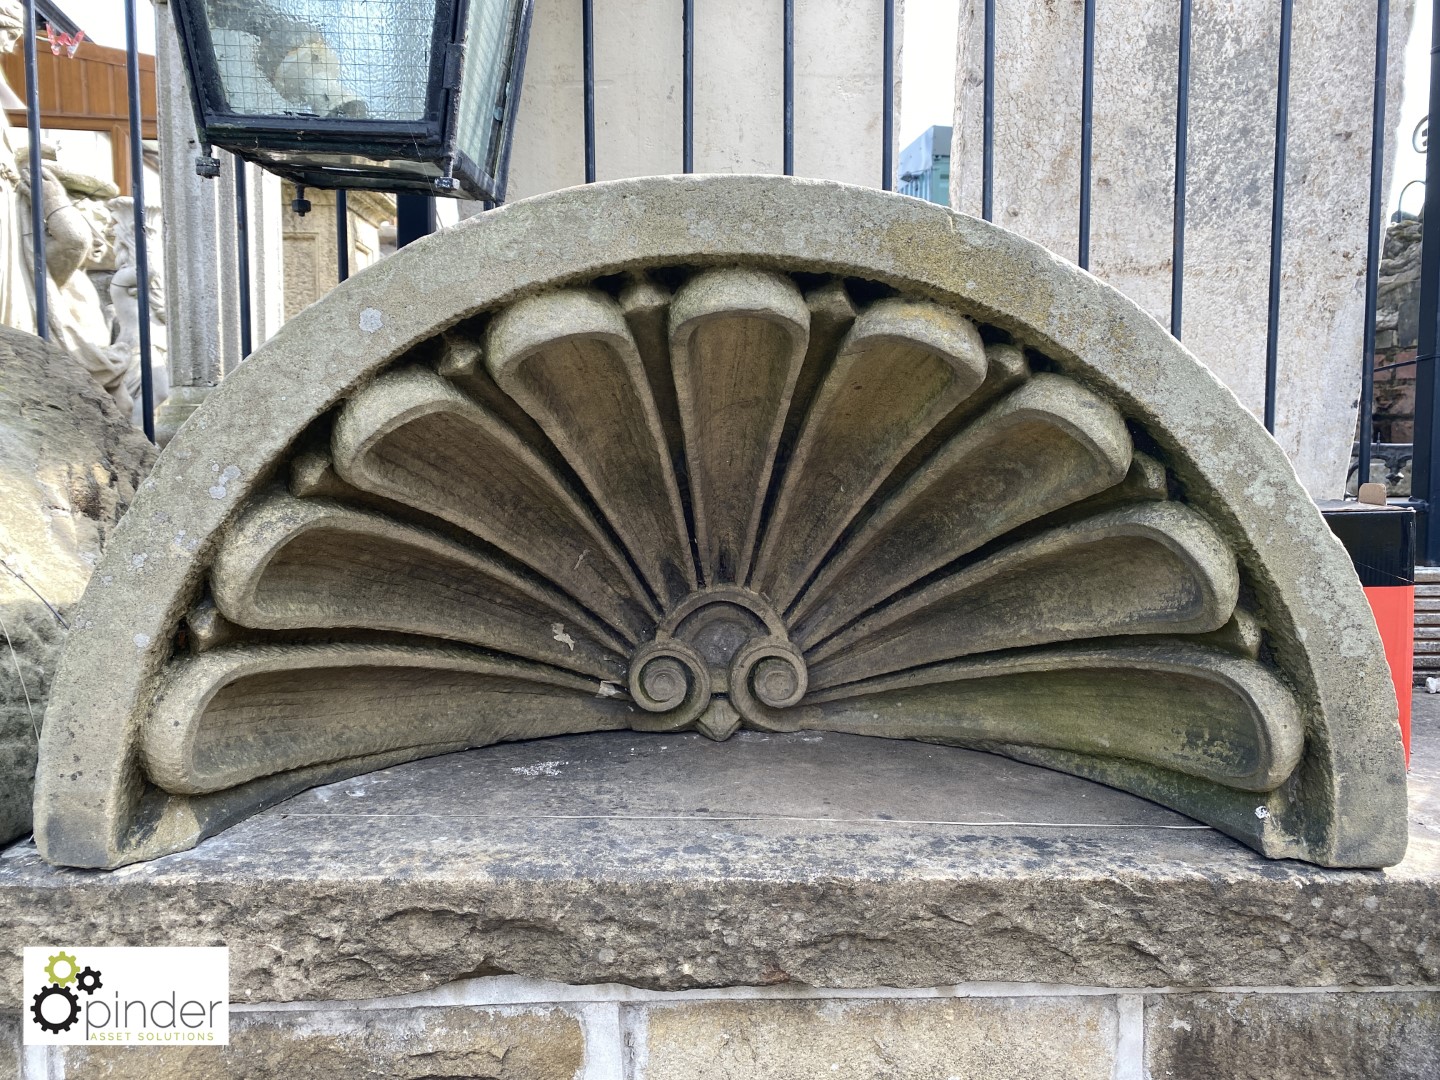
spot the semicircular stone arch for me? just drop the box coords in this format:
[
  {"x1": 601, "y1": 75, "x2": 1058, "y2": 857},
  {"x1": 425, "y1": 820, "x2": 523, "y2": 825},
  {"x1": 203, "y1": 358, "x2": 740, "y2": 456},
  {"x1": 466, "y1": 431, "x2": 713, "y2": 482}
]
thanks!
[{"x1": 34, "y1": 175, "x2": 1406, "y2": 869}]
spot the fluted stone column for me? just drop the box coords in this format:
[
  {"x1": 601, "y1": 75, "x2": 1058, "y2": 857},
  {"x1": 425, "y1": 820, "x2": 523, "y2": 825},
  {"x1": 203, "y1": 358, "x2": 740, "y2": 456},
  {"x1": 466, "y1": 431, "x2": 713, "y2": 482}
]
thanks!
[{"x1": 152, "y1": 0, "x2": 223, "y2": 444}]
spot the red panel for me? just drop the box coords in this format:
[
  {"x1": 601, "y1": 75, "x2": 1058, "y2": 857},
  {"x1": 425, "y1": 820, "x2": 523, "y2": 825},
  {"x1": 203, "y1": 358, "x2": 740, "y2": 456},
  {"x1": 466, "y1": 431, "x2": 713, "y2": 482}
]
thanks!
[{"x1": 1363, "y1": 584, "x2": 1413, "y2": 765}]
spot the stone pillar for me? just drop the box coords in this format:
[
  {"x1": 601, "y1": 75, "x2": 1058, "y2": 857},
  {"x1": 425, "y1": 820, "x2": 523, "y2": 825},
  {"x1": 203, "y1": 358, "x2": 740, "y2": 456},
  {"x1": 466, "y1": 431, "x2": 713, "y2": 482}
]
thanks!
[
  {"x1": 951, "y1": 0, "x2": 1413, "y2": 499},
  {"x1": 152, "y1": 0, "x2": 223, "y2": 444},
  {"x1": 216, "y1": 152, "x2": 241, "y2": 377},
  {"x1": 153, "y1": 1, "x2": 288, "y2": 436}
]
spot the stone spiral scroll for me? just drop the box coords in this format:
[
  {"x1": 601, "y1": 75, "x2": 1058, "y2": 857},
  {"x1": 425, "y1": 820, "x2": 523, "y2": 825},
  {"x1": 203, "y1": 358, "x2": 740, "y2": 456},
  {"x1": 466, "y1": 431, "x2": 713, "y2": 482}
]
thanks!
[{"x1": 34, "y1": 177, "x2": 1406, "y2": 868}]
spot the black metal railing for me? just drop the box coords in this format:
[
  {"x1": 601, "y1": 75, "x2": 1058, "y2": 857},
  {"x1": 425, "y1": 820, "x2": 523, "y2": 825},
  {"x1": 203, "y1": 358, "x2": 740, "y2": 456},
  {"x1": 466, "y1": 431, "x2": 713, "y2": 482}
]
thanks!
[{"x1": 14, "y1": 0, "x2": 1434, "y2": 559}]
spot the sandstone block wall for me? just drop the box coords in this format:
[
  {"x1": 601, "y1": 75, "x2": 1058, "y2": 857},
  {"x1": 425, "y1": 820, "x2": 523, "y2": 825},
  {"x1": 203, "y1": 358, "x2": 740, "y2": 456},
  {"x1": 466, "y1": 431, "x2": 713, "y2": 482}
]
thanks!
[{"x1": 6, "y1": 979, "x2": 1437, "y2": 1079}]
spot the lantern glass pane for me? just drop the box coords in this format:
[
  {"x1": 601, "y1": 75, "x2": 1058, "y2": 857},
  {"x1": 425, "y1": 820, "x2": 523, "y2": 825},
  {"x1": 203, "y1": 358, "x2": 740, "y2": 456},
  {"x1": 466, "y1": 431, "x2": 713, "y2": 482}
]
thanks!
[
  {"x1": 197, "y1": 0, "x2": 439, "y2": 121},
  {"x1": 456, "y1": 0, "x2": 524, "y2": 177}
]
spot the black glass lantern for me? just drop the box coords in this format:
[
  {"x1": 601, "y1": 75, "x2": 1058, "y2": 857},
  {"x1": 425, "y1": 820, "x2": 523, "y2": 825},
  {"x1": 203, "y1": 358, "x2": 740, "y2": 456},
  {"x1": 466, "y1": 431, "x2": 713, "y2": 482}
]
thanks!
[{"x1": 170, "y1": 0, "x2": 533, "y2": 200}]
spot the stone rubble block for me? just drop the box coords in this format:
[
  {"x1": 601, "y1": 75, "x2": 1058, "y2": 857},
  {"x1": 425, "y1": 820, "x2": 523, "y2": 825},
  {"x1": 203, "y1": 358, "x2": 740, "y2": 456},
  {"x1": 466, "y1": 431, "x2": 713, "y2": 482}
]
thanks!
[
  {"x1": 626, "y1": 996, "x2": 1119, "y2": 1079},
  {"x1": 1144, "y1": 991, "x2": 1440, "y2": 1080},
  {"x1": 51, "y1": 1005, "x2": 585, "y2": 1080}
]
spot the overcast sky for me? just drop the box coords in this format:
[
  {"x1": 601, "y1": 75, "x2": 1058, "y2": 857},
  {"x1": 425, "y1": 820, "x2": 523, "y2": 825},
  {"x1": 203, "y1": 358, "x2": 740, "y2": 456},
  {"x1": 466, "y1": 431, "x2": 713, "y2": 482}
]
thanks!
[{"x1": 60, "y1": 0, "x2": 1428, "y2": 211}]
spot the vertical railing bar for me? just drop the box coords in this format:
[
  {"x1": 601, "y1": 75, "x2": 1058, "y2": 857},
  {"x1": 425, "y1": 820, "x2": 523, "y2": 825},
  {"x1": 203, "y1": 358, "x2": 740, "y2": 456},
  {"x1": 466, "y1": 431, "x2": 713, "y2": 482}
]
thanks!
[
  {"x1": 1078, "y1": 0, "x2": 1095, "y2": 269},
  {"x1": 1358, "y1": 0, "x2": 1390, "y2": 494},
  {"x1": 21, "y1": 0, "x2": 46, "y2": 339},
  {"x1": 1411, "y1": 0, "x2": 1440, "y2": 561},
  {"x1": 124, "y1": 0, "x2": 154, "y2": 439},
  {"x1": 1263, "y1": 0, "x2": 1294, "y2": 434},
  {"x1": 582, "y1": 0, "x2": 595, "y2": 182},
  {"x1": 336, "y1": 189, "x2": 350, "y2": 283},
  {"x1": 882, "y1": 0, "x2": 895, "y2": 190},
  {"x1": 783, "y1": 0, "x2": 795, "y2": 175},
  {"x1": 1171, "y1": 0, "x2": 1191, "y2": 340},
  {"x1": 682, "y1": 0, "x2": 694, "y2": 173},
  {"x1": 982, "y1": 0, "x2": 995, "y2": 220},
  {"x1": 234, "y1": 160, "x2": 253, "y2": 360}
]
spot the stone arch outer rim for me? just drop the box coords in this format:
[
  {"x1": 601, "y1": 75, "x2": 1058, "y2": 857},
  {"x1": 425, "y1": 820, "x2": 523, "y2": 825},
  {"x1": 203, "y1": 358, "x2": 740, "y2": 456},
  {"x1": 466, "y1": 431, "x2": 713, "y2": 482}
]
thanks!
[{"x1": 31, "y1": 174, "x2": 1406, "y2": 869}]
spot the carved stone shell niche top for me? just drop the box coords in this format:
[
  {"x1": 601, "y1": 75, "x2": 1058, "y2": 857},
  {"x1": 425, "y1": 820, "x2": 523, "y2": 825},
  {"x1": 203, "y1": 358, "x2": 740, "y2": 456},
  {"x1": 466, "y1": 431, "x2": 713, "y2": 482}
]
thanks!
[{"x1": 34, "y1": 176, "x2": 1406, "y2": 869}]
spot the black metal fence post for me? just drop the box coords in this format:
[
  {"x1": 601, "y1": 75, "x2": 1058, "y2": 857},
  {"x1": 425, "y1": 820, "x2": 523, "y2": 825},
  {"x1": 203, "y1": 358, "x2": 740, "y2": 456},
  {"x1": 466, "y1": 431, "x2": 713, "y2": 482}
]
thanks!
[
  {"x1": 582, "y1": 0, "x2": 595, "y2": 183},
  {"x1": 1410, "y1": 0, "x2": 1440, "y2": 560},
  {"x1": 337, "y1": 190, "x2": 350, "y2": 283},
  {"x1": 1263, "y1": 0, "x2": 1295, "y2": 434},
  {"x1": 1078, "y1": 0, "x2": 1095, "y2": 269},
  {"x1": 783, "y1": 0, "x2": 795, "y2": 176},
  {"x1": 1358, "y1": 0, "x2": 1391, "y2": 492},
  {"x1": 682, "y1": 0, "x2": 693, "y2": 173},
  {"x1": 982, "y1": 0, "x2": 995, "y2": 221},
  {"x1": 21, "y1": 0, "x2": 46, "y2": 340},
  {"x1": 124, "y1": 0, "x2": 154, "y2": 439},
  {"x1": 1171, "y1": 0, "x2": 1191, "y2": 339},
  {"x1": 233, "y1": 159, "x2": 252, "y2": 359},
  {"x1": 881, "y1": 0, "x2": 894, "y2": 190}
]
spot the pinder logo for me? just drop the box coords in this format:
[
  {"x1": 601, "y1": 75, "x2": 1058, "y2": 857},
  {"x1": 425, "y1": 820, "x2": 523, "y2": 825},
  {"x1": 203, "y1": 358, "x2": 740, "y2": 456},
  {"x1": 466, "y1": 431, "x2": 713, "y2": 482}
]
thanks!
[
  {"x1": 23, "y1": 947, "x2": 229, "y2": 1045},
  {"x1": 30, "y1": 950, "x2": 100, "y2": 1034}
]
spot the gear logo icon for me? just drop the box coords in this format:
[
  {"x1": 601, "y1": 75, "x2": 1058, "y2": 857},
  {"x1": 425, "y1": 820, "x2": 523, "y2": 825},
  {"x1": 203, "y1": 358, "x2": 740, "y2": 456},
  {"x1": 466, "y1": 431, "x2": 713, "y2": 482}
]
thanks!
[
  {"x1": 42, "y1": 951, "x2": 78, "y2": 988},
  {"x1": 30, "y1": 951, "x2": 103, "y2": 1038},
  {"x1": 30, "y1": 984, "x2": 80, "y2": 1034}
]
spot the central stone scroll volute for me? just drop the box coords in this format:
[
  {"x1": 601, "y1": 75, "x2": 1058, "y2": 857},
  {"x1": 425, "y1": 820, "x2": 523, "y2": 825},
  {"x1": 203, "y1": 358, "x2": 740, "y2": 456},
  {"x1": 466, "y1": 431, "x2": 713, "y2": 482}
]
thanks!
[{"x1": 627, "y1": 587, "x2": 809, "y2": 742}]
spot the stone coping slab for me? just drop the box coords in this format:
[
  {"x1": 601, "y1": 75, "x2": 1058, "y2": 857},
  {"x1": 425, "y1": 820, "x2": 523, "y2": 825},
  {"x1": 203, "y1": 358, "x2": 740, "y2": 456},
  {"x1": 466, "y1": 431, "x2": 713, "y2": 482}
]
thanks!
[{"x1": 3, "y1": 699, "x2": 1438, "y2": 1008}]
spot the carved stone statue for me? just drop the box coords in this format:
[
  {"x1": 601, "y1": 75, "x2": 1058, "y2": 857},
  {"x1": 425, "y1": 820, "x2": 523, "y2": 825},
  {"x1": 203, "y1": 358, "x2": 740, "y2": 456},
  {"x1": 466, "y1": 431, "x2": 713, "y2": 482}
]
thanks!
[
  {"x1": 105, "y1": 196, "x2": 169, "y2": 427},
  {"x1": 23, "y1": 157, "x2": 133, "y2": 404},
  {"x1": 32, "y1": 176, "x2": 1407, "y2": 870},
  {"x1": 0, "y1": 1, "x2": 166, "y2": 424}
]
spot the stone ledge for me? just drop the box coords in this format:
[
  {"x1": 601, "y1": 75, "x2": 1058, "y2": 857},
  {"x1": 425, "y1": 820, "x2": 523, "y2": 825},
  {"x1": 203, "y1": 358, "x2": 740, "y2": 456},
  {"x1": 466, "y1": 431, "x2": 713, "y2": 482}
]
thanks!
[{"x1": 3, "y1": 704, "x2": 1437, "y2": 1007}]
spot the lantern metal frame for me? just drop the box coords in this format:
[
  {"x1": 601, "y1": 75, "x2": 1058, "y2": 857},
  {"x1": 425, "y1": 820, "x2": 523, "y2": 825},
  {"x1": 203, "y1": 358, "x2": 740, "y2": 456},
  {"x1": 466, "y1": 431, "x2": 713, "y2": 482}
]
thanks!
[{"x1": 169, "y1": 0, "x2": 533, "y2": 201}]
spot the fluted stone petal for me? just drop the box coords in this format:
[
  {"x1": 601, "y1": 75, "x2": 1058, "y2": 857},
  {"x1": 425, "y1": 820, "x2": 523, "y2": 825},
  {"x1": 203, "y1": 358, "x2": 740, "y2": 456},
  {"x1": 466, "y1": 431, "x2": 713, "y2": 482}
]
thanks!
[
  {"x1": 143, "y1": 643, "x2": 632, "y2": 795},
  {"x1": 806, "y1": 502, "x2": 1239, "y2": 686},
  {"x1": 487, "y1": 288, "x2": 695, "y2": 607},
  {"x1": 669, "y1": 269, "x2": 810, "y2": 586},
  {"x1": 791, "y1": 374, "x2": 1133, "y2": 643},
  {"x1": 751, "y1": 298, "x2": 988, "y2": 608},
  {"x1": 332, "y1": 366, "x2": 656, "y2": 641},
  {"x1": 211, "y1": 493, "x2": 628, "y2": 680}
]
